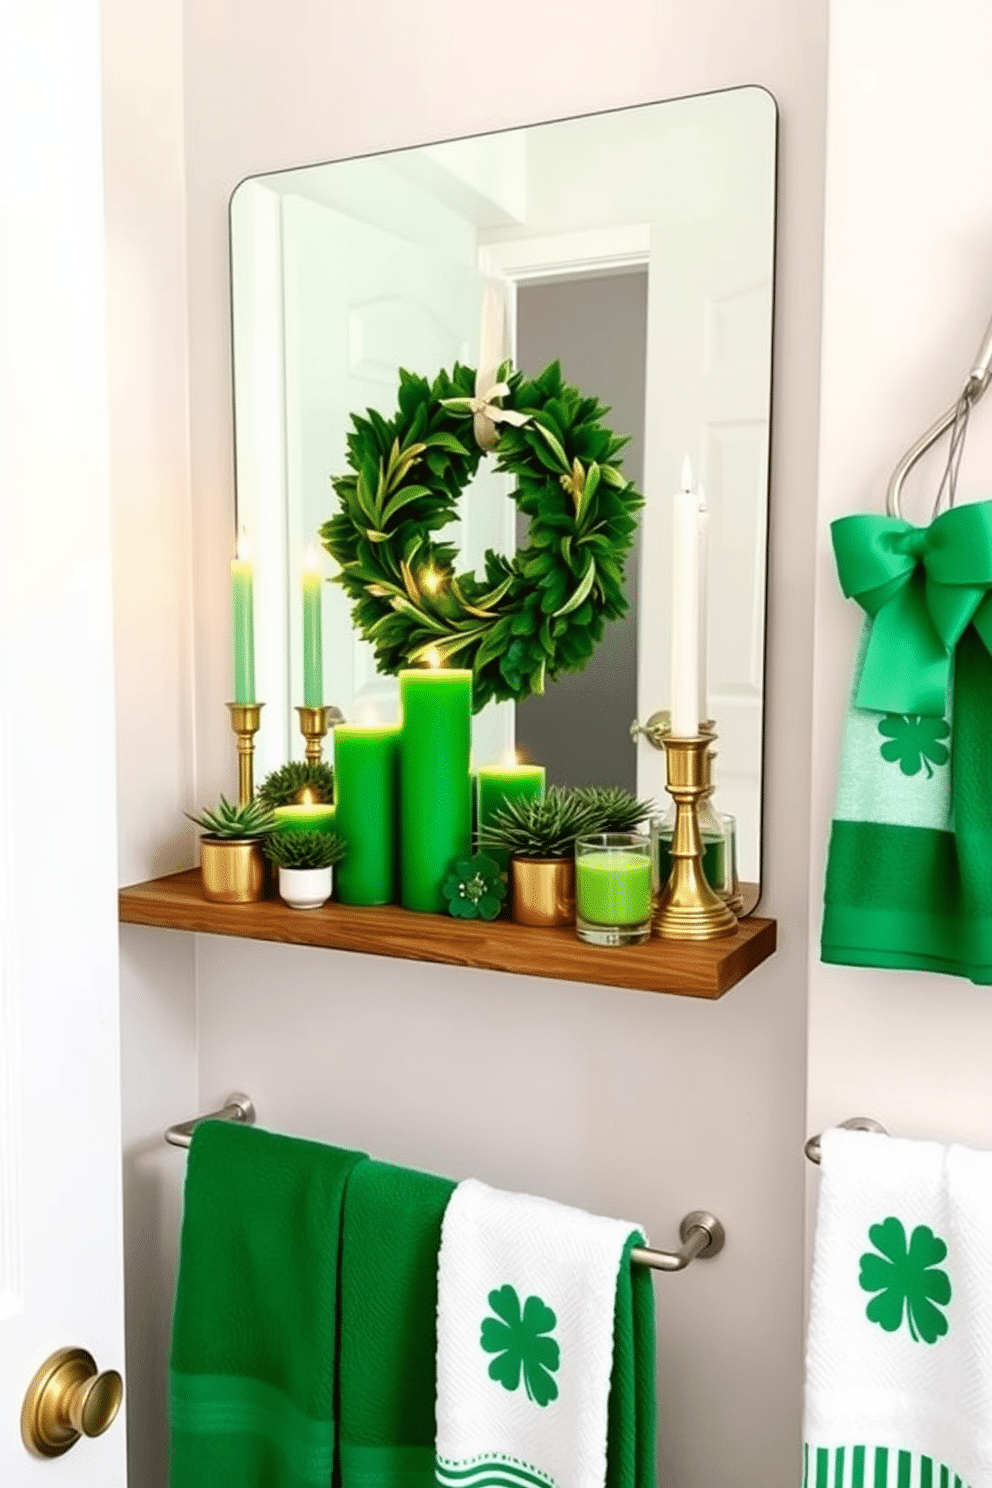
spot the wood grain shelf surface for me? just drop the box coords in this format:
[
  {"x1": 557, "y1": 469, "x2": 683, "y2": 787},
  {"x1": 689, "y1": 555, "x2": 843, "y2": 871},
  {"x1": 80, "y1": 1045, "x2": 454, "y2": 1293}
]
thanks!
[{"x1": 119, "y1": 868, "x2": 776, "y2": 999}]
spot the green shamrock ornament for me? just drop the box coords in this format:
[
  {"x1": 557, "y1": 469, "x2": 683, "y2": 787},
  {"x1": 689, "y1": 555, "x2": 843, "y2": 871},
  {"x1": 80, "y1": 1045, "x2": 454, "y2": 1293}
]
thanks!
[
  {"x1": 480, "y1": 1284, "x2": 560, "y2": 1406},
  {"x1": 442, "y1": 855, "x2": 507, "y2": 920},
  {"x1": 877, "y1": 715, "x2": 950, "y2": 778},
  {"x1": 858, "y1": 1216, "x2": 951, "y2": 1344}
]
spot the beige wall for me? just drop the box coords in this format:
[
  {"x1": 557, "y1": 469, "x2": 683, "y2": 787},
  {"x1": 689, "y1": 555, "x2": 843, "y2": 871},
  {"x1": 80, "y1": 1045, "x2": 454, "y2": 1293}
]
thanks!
[
  {"x1": 807, "y1": 2, "x2": 992, "y2": 1181},
  {"x1": 111, "y1": 2, "x2": 829, "y2": 1485}
]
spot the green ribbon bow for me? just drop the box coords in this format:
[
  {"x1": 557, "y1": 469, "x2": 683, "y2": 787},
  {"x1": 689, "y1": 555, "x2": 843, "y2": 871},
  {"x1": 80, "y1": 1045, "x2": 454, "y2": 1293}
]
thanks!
[{"x1": 832, "y1": 500, "x2": 992, "y2": 715}]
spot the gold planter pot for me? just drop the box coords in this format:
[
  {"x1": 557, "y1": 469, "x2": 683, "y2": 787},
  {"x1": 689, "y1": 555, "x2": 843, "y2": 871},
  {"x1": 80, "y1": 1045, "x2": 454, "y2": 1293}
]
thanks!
[
  {"x1": 199, "y1": 836, "x2": 268, "y2": 904},
  {"x1": 511, "y1": 856, "x2": 576, "y2": 927}
]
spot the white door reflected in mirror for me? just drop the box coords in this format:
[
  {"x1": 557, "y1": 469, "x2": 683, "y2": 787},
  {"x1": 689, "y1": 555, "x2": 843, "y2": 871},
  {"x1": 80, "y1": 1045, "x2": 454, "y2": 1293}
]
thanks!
[{"x1": 230, "y1": 86, "x2": 775, "y2": 885}]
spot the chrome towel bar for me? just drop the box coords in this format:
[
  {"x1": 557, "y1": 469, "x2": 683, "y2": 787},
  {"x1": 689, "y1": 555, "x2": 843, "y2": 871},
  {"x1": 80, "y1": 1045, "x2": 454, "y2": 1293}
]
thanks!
[
  {"x1": 805, "y1": 1116, "x2": 888, "y2": 1164},
  {"x1": 164, "y1": 1093, "x2": 725, "y2": 1274}
]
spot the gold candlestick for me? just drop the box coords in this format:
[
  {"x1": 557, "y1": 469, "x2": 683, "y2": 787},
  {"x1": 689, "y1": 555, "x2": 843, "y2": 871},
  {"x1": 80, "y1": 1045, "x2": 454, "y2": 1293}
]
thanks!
[
  {"x1": 296, "y1": 704, "x2": 344, "y2": 764},
  {"x1": 653, "y1": 728, "x2": 738, "y2": 940},
  {"x1": 228, "y1": 702, "x2": 263, "y2": 807}
]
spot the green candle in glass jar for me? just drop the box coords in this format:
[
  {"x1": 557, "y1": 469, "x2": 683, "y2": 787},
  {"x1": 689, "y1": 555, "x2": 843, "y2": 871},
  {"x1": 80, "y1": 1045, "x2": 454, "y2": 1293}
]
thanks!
[
  {"x1": 400, "y1": 667, "x2": 472, "y2": 913},
  {"x1": 334, "y1": 724, "x2": 400, "y2": 905},
  {"x1": 576, "y1": 851, "x2": 653, "y2": 925}
]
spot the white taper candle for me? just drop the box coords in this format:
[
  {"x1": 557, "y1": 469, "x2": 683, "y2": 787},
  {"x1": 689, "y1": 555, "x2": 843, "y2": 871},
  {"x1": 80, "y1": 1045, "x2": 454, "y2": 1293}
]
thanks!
[
  {"x1": 671, "y1": 457, "x2": 700, "y2": 738},
  {"x1": 698, "y1": 483, "x2": 710, "y2": 727}
]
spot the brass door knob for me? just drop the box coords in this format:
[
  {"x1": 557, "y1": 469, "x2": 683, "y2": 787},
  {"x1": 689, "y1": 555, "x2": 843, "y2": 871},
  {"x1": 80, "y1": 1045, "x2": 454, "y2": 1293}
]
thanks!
[{"x1": 21, "y1": 1347, "x2": 123, "y2": 1458}]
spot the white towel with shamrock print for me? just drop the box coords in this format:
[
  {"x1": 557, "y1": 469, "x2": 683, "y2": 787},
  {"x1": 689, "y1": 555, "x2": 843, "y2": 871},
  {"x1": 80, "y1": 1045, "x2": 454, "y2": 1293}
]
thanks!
[
  {"x1": 435, "y1": 1177, "x2": 641, "y2": 1488},
  {"x1": 804, "y1": 1127, "x2": 992, "y2": 1488}
]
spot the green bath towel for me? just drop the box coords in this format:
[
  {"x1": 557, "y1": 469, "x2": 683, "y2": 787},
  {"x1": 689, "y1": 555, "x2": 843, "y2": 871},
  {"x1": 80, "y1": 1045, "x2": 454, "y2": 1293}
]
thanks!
[
  {"x1": 338, "y1": 1159, "x2": 456, "y2": 1488},
  {"x1": 169, "y1": 1120, "x2": 365, "y2": 1488},
  {"x1": 822, "y1": 502, "x2": 992, "y2": 983},
  {"x1": 606, "y1": 1233, "x2": 657, "y2": 1488}
]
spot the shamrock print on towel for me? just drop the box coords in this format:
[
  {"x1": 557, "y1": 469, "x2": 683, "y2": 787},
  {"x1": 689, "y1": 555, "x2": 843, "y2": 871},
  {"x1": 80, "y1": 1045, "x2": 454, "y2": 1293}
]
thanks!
[
  {"x1": 480, "y1": 1284, "x2": 560, "y2": 1406},
  {"x1": 877, "y1": 715, "x2": 950, "y2": 778},
  {"x1": 858, "y1": 1217, "x2": 951, "y2": 1343}
]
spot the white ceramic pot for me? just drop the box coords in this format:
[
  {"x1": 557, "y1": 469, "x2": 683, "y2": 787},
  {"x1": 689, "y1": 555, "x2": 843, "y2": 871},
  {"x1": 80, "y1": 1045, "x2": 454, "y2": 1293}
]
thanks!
[{"x1": 278, "y1": 865, "x2": 333, "y2": 910}]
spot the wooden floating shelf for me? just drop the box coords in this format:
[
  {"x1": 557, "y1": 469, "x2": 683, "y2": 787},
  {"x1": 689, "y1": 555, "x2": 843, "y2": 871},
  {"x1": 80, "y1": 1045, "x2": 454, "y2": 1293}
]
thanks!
[{"x1": 119, "y1": 869, "x2": 776, "y2": 1000}]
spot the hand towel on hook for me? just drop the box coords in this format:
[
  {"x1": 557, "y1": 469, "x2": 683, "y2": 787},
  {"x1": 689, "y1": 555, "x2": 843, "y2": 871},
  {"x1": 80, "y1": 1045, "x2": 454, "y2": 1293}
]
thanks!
[
  {"x1": 804, "y1": 1127, "x2": 992, "y2": 1488},
  {"x1": 435, "y1": 1178, "x2": 656, "y2": 1488}
]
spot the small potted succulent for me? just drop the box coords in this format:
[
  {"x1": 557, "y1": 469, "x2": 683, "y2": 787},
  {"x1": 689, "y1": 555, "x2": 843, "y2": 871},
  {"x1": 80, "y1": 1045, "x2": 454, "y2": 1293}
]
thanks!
[
  {"x1": 186, "y1": 795, "x2": 275, "y2": 903},
  {"x1": 257, "y1": 760, "x2": 335, "y2": 809},
  {"x1": 263, "y1": 828, "x2": 348, "y2": 909},
  {"x1": 477, "y1": 787, "x2": 600, "y2": 927}
]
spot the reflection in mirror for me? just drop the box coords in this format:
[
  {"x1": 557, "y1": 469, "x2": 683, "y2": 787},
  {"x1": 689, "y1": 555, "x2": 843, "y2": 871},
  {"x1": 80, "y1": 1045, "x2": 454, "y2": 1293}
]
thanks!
[{"x1": 230, "y1": 87, "x2": 776, "y2": 883}]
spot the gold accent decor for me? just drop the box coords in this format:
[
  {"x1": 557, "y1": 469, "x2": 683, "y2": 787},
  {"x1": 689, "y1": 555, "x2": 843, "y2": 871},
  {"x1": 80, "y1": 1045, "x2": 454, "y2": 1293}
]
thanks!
[
  {"x1": 511, "y1": 857, "x2": 576, "y2": 927},
  {"x1": 227, "y1": 702, "x2": 263, "y2": 805},
  {"x1": 22, "y1": 1347, "x2": 123, "y2": 1458},
  {"x1": 296, "y1": 704, "x2": 344, "y2": 764},
  {"x1": 199, "y1": 837, "x2": 267, "y2": 903},
  {"x1": 653, "y1": 729, "x2": 738, "y2": 940}
]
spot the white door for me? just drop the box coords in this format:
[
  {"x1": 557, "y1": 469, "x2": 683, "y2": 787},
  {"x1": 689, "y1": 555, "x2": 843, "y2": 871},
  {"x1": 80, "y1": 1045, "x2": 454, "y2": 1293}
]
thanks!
[{"x1": 0, "y1": 4, "x2": 126, "y2": 1483}]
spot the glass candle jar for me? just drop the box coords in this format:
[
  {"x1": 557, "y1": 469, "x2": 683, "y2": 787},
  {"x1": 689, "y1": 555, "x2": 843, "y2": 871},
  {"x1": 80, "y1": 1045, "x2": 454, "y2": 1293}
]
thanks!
[
  {"x1": 650, "y1": 810, "x2": 739, "y2": 904},
  {"x1": 574, "y1": 833, "x2": 653, "y2": 947}
]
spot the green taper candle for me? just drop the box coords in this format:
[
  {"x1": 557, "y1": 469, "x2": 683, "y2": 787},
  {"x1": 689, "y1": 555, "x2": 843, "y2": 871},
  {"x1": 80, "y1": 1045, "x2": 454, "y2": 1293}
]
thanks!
[
  {"x1": 400, "y1": 668, "x2": 472, "y2": 912},
  {"x1": 334, "y1": 724, "x2": 400, "y2": 905},
  {"x1": 302, "y1": 553, "x2": 323, "y2": 708},
  {"x1": 476, "y1": 762, "x2": 546, "y2": 868},
  {"x1": 231, "y1": 546, "x2": 255, "y2": 704}
]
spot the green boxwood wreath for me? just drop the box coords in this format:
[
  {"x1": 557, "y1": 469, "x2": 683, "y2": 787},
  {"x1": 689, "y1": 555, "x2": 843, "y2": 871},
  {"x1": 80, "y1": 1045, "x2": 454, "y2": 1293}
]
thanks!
[{"x1": 319, "y1": 359, "x2": 643, "y2": 712}]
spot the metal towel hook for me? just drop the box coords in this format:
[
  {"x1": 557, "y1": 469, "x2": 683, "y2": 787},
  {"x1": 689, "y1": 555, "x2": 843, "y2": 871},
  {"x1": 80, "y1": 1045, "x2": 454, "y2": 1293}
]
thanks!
[
  {"x1": 804, "y1": 1116, "x2": 888, "y2": 1165},
  {"x1": 886, "y1": 309, "x2": 992, "y2": 519}
]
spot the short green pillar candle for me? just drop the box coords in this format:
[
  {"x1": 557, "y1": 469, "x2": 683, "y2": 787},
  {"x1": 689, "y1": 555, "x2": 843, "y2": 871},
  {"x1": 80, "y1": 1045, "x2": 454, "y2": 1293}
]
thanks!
[
  {"x1": 334, "y1": 724, "x2": 400, "y2": 905},
  {"x1": 576, "y1": 851, "x2": 653, "y2": 926},
  {"x1": 272, "y1": 802, "x2": 337, "y2": 835},
  {"x1": 400, "y1": 668, "x2": 472, "y2": 913},
  {"x1": 476, "y1": 762, "x2": 546, "y2": 867}
]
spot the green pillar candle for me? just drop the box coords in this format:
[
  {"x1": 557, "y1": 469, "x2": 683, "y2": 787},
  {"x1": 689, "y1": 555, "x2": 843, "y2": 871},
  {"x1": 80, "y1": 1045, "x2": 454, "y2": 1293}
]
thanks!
[
  {"x1": 576, "y1": 851, "x2": 653, "y2": 925},
  {"x1": 476, "y1": 762, "x2": 546, "y2": 868},
  {"x1": 400, "y1": 668, "x2": 472, "y2": 913},
  {"x1": 231, "y1": 549, "x2": 255, "y2": 704},
  {"x1": 302, "y1": 554, "x2": 323, "y2": 708},
  {"x1": 334, "y1": 724, "x2": 400, "y2": 905},
  {"x1": 272, "y1": 802, "x2": 336, "y2": 835}
]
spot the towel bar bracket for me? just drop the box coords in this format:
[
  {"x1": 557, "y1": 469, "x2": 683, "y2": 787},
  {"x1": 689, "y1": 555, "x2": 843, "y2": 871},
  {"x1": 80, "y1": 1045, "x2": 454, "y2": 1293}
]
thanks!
[
  {"x1": 164, "y1": 1092, "x2": 256, "y2": 1149},
  {"x1": 631, "y1": 1210, "x2": 725, "y2": 1273},
  {"x1": 805, "y1": 1116, "x2": 888, "y2": 1165}
]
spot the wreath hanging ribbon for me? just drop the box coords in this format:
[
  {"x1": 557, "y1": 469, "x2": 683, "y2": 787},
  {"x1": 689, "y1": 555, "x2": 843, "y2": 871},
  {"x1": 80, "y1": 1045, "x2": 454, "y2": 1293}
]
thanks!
[
  {"x1": 832, "y1": 499, "x2": 992, "y2": 715},
  {"x1": 320, "y1": 359, "x2": 643, "y2": 711}
]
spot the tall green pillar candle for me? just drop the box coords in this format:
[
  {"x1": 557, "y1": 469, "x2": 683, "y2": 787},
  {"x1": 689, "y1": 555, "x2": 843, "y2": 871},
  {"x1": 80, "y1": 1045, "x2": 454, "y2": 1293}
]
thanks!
[
  {"x1": 476, "y1": 762, "x2": 546, "y2": 868},
  {"x1": 334, "y1": 724, "x2": 400, "y2": 905},
  {"x1": 400, "y1": 669, "x2": 472, "y2": 912},
  {"x1": 231, "y1": 549, "x2": 255, "y2": 704},
  {"x1": 302, "y1": 555, "x2": 323, "y2": 708},
  {"x1": 576, "y1": 852, "x2": 653, "y2": 925}
]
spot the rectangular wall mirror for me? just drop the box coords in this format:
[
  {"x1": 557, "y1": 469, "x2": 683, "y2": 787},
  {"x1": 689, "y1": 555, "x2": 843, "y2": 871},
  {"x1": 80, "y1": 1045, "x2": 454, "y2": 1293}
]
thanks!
[{"x1": 230, "y1": 86, "x2": 776, "y2": 889}]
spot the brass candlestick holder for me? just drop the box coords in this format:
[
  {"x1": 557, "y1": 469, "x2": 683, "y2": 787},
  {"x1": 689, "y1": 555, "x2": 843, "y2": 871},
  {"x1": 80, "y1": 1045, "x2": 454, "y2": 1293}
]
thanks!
[
  {"x1": 228, "y1": 702, "x2": 263, "y2": 806},
  {"x1": 653, "y1": 728, "x2": 738, "y2": 941},
  {"x1": 296, "y1": 704, "x2": 344, "y2": 764}
]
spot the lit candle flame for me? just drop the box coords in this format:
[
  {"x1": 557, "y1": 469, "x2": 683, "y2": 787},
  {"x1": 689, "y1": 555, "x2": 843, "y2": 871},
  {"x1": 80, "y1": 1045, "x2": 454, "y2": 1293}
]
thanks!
[
  {"x1": 421, "y1": 567, "x2": 442, "y2": 595},
  {"x1": 299, "y1": 786, "x2": 316, "y2": 806},
  {"x1": 424, "y1": 647, "x2": 443, "y2": 669},
  {"x1": 680, "y1": 456, "x2": 694, "y2": 491},
  {"x1": 503, "y1": 748, "x2": 520, "y2": 767},
  {"x1": 236, "y1": 528, "x2": 251, "y2": 562},
  {"x1": 304, "y1": 543, "x2": 321, "y2": 576},
  {"x1": 358, "y1": 704, "x2": 380, "y2": 726}
]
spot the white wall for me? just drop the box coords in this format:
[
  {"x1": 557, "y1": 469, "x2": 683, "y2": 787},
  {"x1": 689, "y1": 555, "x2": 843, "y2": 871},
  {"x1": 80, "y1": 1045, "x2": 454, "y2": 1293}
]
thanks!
[
  {"x1": 807, "y1": 2, "x2": 992, "y2": 1157},
  {"x1": 171, "y1": 6, "x2": 828, "y2": 1488}
]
